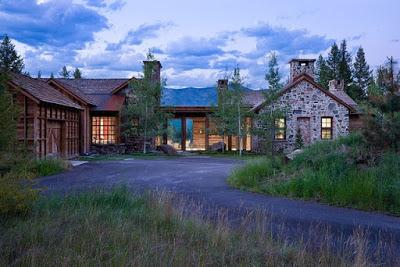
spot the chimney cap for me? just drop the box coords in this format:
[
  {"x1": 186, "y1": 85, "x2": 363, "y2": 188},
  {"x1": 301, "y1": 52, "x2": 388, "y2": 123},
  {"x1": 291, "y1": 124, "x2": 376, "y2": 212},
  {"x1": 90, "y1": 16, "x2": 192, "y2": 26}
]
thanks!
[{"x1": 289, "y1": 58, "x2": 316, "y2": 64}]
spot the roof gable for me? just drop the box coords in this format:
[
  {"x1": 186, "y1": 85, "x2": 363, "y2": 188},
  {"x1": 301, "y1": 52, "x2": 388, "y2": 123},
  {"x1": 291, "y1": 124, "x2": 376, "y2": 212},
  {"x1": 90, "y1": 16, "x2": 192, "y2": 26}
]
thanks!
[
  {"x1": 8, "y1": 73, "x2": 82, "y2": 110},
  {"x1": 253, "y1": 74, "x2": 357, "y2": 113}
]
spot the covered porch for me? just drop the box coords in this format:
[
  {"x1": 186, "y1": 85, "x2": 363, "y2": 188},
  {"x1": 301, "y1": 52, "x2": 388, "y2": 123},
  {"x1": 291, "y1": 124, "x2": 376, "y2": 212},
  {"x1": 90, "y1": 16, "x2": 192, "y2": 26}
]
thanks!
[{"x1": 163, "y1": 107, "x2": 252, "y2": 151}]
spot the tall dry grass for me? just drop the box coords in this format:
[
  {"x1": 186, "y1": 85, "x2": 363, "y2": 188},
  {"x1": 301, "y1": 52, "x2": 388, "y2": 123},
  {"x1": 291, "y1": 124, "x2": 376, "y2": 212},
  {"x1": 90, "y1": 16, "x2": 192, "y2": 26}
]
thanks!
[{"x1": 1, "y1": 187, "x2": 395, "y2": 266}]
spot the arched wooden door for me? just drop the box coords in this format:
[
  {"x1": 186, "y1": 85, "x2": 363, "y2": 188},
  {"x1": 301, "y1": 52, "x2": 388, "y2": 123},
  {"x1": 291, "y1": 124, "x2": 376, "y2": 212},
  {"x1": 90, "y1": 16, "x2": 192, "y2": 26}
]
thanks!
[{"x1": 46, "y1": 120, "x2": 63, "y2": 157}]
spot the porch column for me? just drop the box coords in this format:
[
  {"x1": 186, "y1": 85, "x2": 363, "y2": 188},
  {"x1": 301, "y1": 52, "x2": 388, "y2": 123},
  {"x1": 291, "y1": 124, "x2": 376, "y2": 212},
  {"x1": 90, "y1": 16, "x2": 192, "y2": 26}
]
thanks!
[
  {"x1": 205, "y1": 116, "x2": 209, "y2": 150},
  {"x1": 181, "y1": 117, "x2": 186, "y2": 151},
  {"x1": 228, "y1": 136, "x2": 232, "y2": 151}
]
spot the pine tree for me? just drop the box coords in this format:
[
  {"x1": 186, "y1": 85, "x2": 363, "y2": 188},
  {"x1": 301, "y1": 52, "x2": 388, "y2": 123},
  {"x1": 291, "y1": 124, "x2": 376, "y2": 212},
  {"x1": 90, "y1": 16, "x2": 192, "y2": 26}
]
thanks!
[
  {"x1": 265, "y1": 52, "x2": 282, "y2": 90},
  {"x1": 73, "y1": 68, "x2": 82, "y2": 79},
  {"x1": 37, "y1": 70, "x2": 41, "y2": 79},
  {"x1": 338, "y1": 40, "x2": 353, "y2": 84},
  {"x1": 50, "y1": 72, "x2": 54, "y2": 79},
  {"x1": 59, "y1": 66, "x2": 70, "y2": 78},
  {"x1": 326, "y1": 42, "x2": 341, "y2": 80},
  {"x1": 315, "y1": 54, "x2": 330, "y2": 88},
  {"x1": 0, "y1": 35, "x2": 24, "y2": 73},
  {"x1": 353, "y1": 47, "x2": 371, "y2": 100}
]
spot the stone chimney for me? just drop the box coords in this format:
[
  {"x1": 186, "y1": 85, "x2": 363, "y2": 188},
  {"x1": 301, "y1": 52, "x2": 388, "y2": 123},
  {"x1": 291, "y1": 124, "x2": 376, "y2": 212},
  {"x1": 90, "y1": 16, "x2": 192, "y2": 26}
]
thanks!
[
  {"x1": 143, "y1": 60, "x2": 162, "y2": 84},
  {"x1": 328, "y1": 79, "x2": 345, "y2": 91},
  {"x1": 289, "y1": 59, "x2": 316, "y2": 82},
  {"x1": 217, "y1": 79, "x2": 228, "y2": 92}
]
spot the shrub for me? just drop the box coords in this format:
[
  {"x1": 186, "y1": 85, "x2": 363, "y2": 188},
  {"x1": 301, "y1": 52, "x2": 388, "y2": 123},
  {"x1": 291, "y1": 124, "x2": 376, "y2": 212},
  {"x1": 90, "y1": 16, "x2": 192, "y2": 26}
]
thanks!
[
  {"x1": 0, "y1": 156, "x2": 68, "y2": 217},
  {"x1": 0, "y1": 172, "x2": 38, "y2": 216}
]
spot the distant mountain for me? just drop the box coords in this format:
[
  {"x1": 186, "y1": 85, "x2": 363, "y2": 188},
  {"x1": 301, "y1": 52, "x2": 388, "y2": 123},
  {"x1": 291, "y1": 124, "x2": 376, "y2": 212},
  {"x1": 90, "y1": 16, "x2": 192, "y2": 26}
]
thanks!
[{"x1": 161, "y1": 85, "x2": 254, "y2": 107}]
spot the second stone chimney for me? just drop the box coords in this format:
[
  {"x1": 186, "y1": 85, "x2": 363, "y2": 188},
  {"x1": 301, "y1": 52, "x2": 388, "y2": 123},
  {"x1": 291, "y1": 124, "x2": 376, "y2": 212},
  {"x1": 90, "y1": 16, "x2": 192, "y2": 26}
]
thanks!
[
  {"x1": 217, "y1": 79, "x2": 228, "y2": 90},
  {"x1": 143, "y1": 60, "x2": 162, "y2": 84},
  {"x1": 328, "y1": 79, "x2": 345, "y2": 91},
  {"x1": 289, "y1": 59, "x2": 316, "y2": 82}
]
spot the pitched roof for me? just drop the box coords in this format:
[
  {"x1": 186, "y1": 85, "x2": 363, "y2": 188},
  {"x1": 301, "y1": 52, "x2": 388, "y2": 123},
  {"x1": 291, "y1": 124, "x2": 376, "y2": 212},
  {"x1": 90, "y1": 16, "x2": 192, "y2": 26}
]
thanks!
[
  {"x1": 8, "y1": 73, "x2": 82, "y2": 109},
  {"x1": 48, "y1": 79, "x2": 96, "y2": 105},
  {"x1": 252, "y1": 74, "x2": 358, "y2": 113},
  {"x1": 55, "y1": 78, "x2": 129, "y2": 95}
]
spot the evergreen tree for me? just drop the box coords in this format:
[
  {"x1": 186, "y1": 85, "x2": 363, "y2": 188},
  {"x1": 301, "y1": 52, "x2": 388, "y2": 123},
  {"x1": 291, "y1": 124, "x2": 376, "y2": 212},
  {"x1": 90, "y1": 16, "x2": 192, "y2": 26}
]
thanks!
[
  {"x1": 0, "y1": 35, "x2": 24, "y2": 73},
  {"x1": 315, "y1": 54, "x2": 330, "y2": 88},
  {"x1": 0, "y1": 35, "x2": 23, "y2": 153},
  {"x1": 50, "y1": 72, "x2": 54, "y2": 79},
  {"x1": 363, "y1": 57, "x2": 400, "y2": 151},
  {"x1": 59, "y1": 66, "x2": 70, "y2": 78},
  {"x1": 338, "y1": 40, "x2": 353, "y2": 85},
  {"x1": 123, "y1": 52, "x2": 168, "y2": 154},
  {"x1": 326, "y1": 42, "x2": 341, "y2": 80},
  {"x1": 265, "y1": 52, "x2": 282, "y2": 90},
  {"x1": 353, "y1": 47, "x2": 371, "y2": 100},
  {"x1": 37, "y1": 70, "x2": 41, "y2": 79},
  {"x1": 73, "y1": 68, "x2": 82, "y2": 79}
]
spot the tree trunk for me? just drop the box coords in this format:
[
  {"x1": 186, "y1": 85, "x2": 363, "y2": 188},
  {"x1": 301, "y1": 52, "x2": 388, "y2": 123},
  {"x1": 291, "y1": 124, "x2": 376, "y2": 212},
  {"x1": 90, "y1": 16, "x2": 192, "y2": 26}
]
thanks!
[
  {"x1": 143, "y1": 104, "x2": 148, "y2": 154},
  {"x1": 238, "y1": 102, "x2": 242, "y2": 157}
]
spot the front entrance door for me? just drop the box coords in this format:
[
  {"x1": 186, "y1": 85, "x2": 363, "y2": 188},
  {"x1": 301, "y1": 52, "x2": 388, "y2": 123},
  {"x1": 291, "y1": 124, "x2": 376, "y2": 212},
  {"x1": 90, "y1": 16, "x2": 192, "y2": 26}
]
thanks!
[
  {"x1": 297, "y1": 117, "x2": 311, "y2": 145},
  {"x1": 46, "y1": 120, "x2": 63, "y2": 157}
]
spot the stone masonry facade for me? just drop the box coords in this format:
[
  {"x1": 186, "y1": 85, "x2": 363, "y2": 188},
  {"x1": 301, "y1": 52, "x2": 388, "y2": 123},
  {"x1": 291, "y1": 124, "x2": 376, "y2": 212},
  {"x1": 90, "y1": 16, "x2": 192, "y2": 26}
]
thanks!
[{"x1": 255, "y1": 79, "x2": 350, "y2": 154}]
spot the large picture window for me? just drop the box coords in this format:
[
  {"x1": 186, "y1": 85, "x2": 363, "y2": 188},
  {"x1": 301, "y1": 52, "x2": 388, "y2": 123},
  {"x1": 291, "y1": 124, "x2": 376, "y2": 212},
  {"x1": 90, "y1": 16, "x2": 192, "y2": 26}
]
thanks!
[
  {"x1": 92, "y1": 116, "x2": 116, "y2": 144},
  {"x1": 274, "y1": 118, "x2": 286, "y2": 140},
  {"x1": 321, "y1": 117, "x2": 333, "y2": 140}
]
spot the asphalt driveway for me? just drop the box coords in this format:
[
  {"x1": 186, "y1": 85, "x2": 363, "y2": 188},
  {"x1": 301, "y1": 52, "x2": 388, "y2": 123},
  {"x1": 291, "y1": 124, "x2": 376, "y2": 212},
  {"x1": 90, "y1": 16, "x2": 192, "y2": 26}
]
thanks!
[{"x1": 37, "y1": 156, "x2": 400, "y2": 262}]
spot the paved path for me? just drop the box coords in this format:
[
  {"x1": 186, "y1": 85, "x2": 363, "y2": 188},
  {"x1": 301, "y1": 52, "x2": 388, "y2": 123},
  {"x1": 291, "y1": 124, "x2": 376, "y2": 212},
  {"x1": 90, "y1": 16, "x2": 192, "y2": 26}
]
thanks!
[{"x1": 37, "y1": 157, "x2": 400, "y2": 263}]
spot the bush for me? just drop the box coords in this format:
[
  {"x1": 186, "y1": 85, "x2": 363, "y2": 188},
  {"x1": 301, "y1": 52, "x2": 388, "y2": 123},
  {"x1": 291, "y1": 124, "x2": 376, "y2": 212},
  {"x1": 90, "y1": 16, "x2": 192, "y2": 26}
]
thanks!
[
  {"x1": 0, "y1": 173, "x2": 38, "y2": 216},
  {"x1": 0, "y1": 156, "x2": 68, "y2": 217},
  {"x1": 229, "y1": 134, "x2": 400, "y2": 215}
]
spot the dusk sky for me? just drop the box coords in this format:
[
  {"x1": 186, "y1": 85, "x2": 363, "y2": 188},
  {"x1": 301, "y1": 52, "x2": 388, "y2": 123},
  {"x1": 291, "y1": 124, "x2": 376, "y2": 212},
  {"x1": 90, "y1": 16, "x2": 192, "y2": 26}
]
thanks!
[{"x1": 0, "y1": 0, "x2": 398, "y2": 88}]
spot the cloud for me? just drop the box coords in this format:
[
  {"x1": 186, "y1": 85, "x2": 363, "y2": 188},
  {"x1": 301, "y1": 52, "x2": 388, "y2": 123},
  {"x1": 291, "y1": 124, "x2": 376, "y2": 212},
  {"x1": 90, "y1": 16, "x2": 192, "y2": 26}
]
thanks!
[
  {"x1": 0, "y1": 0, "x2": 108, "y2": 48},
  {"x1": 241, "y1": 23, "x2": 333, "y2": 58},
  {"x1": 85, "y1": 0, "x2": 126, "y2": 10},
  {"x1": 165, "y1": 36, "x2": 226, "y2": 57},
  {"x1": 106, "y1": 22, "x2": 173, "y2": 50}
]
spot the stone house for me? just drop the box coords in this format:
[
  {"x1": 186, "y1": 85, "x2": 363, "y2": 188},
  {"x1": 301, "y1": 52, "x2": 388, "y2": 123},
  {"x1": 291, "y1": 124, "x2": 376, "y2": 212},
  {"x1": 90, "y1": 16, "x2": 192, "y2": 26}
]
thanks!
[{"x1": 252, "y1": 59, "x2": 361, "y2": 153}]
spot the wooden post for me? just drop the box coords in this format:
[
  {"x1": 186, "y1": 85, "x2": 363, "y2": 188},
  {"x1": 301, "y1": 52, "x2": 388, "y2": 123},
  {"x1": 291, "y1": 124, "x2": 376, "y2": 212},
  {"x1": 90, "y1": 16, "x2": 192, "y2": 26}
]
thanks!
[
  {"x1": 205, "y1": 116, "x2": 209, "y2": 150},
  {"x1": 228, "y1": 136, "x2": 232, "y2": 151},
  {"x1": 181, "y1": 117, "x2": 186, "y2": 151}
]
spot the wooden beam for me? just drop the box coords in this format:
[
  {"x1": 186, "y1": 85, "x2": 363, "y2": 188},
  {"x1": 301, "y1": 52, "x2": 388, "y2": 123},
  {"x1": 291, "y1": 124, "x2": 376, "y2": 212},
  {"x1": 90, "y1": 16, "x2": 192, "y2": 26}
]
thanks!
[
  {"x1": 181, "y1": 117, "x2": 186, "y2": 151},
  {"x1": 205, "y1": 116, "x2": 209, "y2": 150}
]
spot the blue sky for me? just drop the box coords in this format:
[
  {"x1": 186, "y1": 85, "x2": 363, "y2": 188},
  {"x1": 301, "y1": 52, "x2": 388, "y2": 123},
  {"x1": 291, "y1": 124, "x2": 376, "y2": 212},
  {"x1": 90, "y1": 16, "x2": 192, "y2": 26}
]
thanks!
[{"x1": 0, "y1": 0, "x2": 398, "y2": 88}]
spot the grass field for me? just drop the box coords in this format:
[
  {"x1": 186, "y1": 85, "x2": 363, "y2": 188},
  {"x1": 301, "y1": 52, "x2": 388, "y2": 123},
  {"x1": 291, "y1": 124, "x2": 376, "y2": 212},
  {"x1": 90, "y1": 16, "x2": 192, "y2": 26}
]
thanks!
[{"x1": 0, "y1": 188, "x2": 386, "y2": 266}]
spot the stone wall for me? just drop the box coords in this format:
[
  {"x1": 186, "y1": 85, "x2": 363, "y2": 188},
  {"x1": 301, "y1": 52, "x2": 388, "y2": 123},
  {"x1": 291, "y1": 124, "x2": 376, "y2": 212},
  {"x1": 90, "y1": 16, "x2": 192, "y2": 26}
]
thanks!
[{"x1": 256, "y1": 80, "x2": 350, "y2": 153}]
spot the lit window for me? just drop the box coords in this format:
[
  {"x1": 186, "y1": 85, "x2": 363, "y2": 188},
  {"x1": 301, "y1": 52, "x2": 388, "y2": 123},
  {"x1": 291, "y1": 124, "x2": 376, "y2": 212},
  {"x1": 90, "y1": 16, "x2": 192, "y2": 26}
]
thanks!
[
  {"x1": 321, "y1": 117, "x2": 333, "y2": 140},
  {"x1": 92, "y1": 116, "x2": 116, "y2": 144},
  {"x1": 274, "y1": 118, "x2": 286, "y2": 140}
]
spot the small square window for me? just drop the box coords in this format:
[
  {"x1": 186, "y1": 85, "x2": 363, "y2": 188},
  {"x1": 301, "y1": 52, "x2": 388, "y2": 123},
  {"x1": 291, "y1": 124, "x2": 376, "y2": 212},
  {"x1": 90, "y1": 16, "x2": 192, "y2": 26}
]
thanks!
[
  {"x1": 321, "y1": 117, "x2": 332, "y2": 140},
  {"x1": 274, "y1": 118, "x2": 286, "y2": 140}
]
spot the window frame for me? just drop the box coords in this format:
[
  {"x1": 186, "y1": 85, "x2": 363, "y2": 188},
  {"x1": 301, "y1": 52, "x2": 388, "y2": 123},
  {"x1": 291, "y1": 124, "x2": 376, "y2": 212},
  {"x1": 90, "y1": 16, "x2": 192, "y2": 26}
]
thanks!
[
  {"x1": 321, "y1": 117, "x2": 333, "y2": 140},
  {"x1": 274, "y1": 117, "x2": 286, "y2": 140},
  {"x1": 91, "y1": 116, "x2": 117, "y2": 145}
]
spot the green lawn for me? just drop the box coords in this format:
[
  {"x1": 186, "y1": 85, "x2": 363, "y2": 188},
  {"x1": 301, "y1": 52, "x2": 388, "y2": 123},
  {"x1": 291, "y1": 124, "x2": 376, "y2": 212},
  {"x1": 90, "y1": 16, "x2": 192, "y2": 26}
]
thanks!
[
  {"x1": 0, "y1": 188, "x2": 375, "y2": 266},
  {"x1": 228, "y1": 134, "x2": 400, "y2": 216}
]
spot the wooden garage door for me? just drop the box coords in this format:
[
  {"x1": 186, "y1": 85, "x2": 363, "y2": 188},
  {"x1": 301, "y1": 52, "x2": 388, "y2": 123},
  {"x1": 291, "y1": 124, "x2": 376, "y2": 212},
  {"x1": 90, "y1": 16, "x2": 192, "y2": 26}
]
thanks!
[{"x1": 46, "y1": 121, "x2": 63, "y2": 157}]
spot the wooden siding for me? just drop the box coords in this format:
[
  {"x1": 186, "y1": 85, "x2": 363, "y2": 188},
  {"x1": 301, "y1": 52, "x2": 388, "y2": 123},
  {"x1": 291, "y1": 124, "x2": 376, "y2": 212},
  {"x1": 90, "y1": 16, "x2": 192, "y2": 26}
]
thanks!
[{"x1": 15, "y1": 92, "x2": 81, "y2": 158}]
